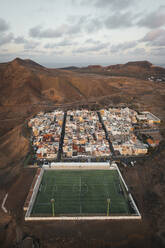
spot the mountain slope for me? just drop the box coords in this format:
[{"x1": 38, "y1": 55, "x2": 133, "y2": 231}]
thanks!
[
  {"x1": 74, "y1": 60, "x2": 165, "y2": 80},
  {"x1": 0, "y1": 58, "x2": 165, "y2": 248},
  {"x1": 0, "y1": 58, "x2": 120, "y2": 105}
]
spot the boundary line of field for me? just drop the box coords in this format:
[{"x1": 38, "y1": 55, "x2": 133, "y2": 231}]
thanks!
[
  {"x1": 44, "y1": 162, "x2": 111, "y2": 170},
  {"x1": 25, "y1": 215, "x2": 141, "y2": 221},
  {"x1": 115, "y1": 164, "x2": 141, "y2": 216},
  {"x1": 24, "y1": 162, "x2": 142, "y2": 221},
  {"x1": 25, "y1": 168, "x2": 44, "y2": 218}
]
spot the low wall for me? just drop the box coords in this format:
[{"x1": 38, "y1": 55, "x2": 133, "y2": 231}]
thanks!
[
  {"x1": 115, "y1": 165, "x2": 129, "y2": 191},
  {"x1": 44, "y1": 162, "x2": 113, "y2": 170},
  {"x1": 115, "y1": 164, "x2": 141, "y2": 217},
  {"x1": 49, "y1": 162, "x2": 110, "y2": 167},
  {"x1": 25, "y1": 168, "x2": 44, "y2": 218},
  {"x1": 25, "y1": 215, "x2": 141, "y2": 221},
  {"x1": 25, "y1": 162, "x2": 141, "y2": 221}
]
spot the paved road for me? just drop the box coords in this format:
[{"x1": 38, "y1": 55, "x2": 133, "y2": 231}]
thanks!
[
  {"x1": 97, "y1": 111, "x2": 115, "y2": 157},
  {"x1": 57, "y1": 111, "x2": 67, "y2": 161}
]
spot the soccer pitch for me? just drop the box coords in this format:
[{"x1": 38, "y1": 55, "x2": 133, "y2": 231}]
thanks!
[{"x1": 31, "y1": 170, "x2": 134, "y2": 217}]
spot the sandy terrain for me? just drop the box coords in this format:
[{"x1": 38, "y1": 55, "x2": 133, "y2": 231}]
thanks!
[{"x1": 0, "y1": 58, "x2": 165, "y2": 248}]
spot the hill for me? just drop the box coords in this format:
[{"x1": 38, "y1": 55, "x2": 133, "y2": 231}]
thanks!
[
  {"x1": 0, "y1": 58, "x2": 165, "y2": 248},
  {"x1": 72, "y1": 60, "x2": 165, "y2": 81},
  {"x1": 0, "y1": 57, "x2": 165, "y2": 143},
  {"x1": 0, "y1": 58, "x2": 120, "y2": 106}
]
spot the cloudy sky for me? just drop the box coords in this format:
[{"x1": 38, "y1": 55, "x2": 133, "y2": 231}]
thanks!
[{"x1": 1, "y1": 0, "x2": 165, "y2": 67}]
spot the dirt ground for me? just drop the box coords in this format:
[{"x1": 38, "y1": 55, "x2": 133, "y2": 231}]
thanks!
[
  {"x1": 1, "y1": 116, "x2": 165, "y2": 248},
  {"x1": 1, "y1": 146, "x2": 165, "y2": 248},
  {"x1": 23, "y1": 219, "x2": 151, "y2": 248},
  {"x1": 0, "y1": 61, "x2": 165, "y2": 247}
]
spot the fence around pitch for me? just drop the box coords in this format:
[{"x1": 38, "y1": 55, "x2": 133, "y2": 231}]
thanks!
[
  {"x1": 25, "y1": 215, "x2": 141, "y2": 221},
  {"x1": 25, "y1": 168, "x2": 44, "y2": 218},
  {"x1": 24, "y1": 162, "x2": 141, "y2": 221}
]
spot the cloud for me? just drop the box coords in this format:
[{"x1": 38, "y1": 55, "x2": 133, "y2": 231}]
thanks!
[
  {"x1": 23, "y1": 49, "x2": 47, "y2": 55},
  {"x1": 142, "y1": 29, "x2": 165, "y2": 41},
  {"x1": 73, "y1": 42, "x2": 109, "y2": 53},
  {"x1": 44, "y1": 39, "x2": 77, "y2": 49},
  {"x1": 14, "y1": 36, "x2": 40, "y2": 50},
  {"x1": 29, "y1": 21, "x2": 82, "y2": 39},
  {"x1": 68, "y1": 15, "x2": 103, "y2": 33},
  {"x1": 142, "y1": 29, "x2": 165, "y2": 47},
  {"x1": 0, "y1": 18, "x2": 9, "y2": 33},
  {"x1": 85, "y1": 39, "x2": 103, "y2": 45},
  {"x1": 85, "y1": 18, "x2": 103, "y2": 33},
  {"x1": 104, "y1": 11, "x2": 135, "y2": 29},
  {"x1": 79, "y1": 0, "x2": 134, "y2": 10},
  {"x1": 14, "y1": 36, "x2": 27, "y2": 44},
  {"x1": 24, "y1": 41, "x2": 40, "y2": 50},
  {"x1": 71, "y1": 0, "x2": 78, "y2": 4},
  {"x1": 29, "y1": 25, "x2": 62, "y2": 38},
  {"x1": 126, "y1": 47, "x2": 147, "y2": 56},
  {"x1": 44, "y1": 43, "x2": 56, "y2": 49},
  {"x1": 94, "y1": 0, "x2": 134, "y2": 10},
  {"x1": 29, "y1": 14, "x2": 104, "y2": 39},
  {"x1": 1, "y1": 48, "x2": 8, "y2": 52},
  {"x1": 151, "y1": 47, "x2": 165, "y2": 57},
  {"x1": 0, "y1": 33, "x2": 13, "y2": 46},
  {"x1": 137, "y1": 6, "x2": 165, "y2": 29},
  {"x1": 111, "y1": 41, "x2": 137, "y2": 53}
]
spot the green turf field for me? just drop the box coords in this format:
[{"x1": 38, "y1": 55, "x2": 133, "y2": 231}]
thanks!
[{"x1": 31, "y1": 170, "x2": 132, "y2": 217}]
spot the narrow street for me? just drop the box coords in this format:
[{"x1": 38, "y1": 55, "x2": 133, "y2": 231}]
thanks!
[
  {"x1": 57, "y1": 111, "x2": 67, "y2": 161},
  {"x1": 97, "y1": 111, "x2": 115, "y2": 157}
]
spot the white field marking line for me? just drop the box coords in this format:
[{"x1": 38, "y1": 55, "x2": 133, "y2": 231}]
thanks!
[
  {"x1": 103, "y1": 176, "x2": 109, "y2": 200},
  {"x1": 44, "y1": 183, "x2": 47, "y2": 193},
  {"x1": 115, "y1": 165, "x2": 141, "y2": 216},
  {"x1": 51, "y1": 185, "x2": 57, "y2": 198},
  {"x1": 39, "y1": 182, "x2": 43, "y2": 192},
  {"x1": 1, "y1": 193, "x2": 8, "y2": 213},
  {"x1": 112, "y1": 180, "x2": 126, "y2": 213},
  {"x1": 25, "y1": 167, "x2": 44, "y2": 218},
  {"x1": 117, "y1": 180, "x2": 128, "y2": 214},
  {"x1": 84, "y1": 183, "x2": 88, "y2": 194},
  {"x1": 79, "y1": 176, "x2": 82, "y2": 214},
  {"x1": 25, "y1": 216, "x2": 142, "y2": 221},
  {"x1": 112, "y1": 180, "x2": 118, "y2": 198},
  {"x1": 51, "y1": 177, "x2": 55, "y2": 198}
]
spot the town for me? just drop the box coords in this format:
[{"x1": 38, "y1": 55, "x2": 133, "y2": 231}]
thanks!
[
  {"x1": 28, "y1": 108, "x2": 161, "y2": 165},
  {"x1": 63, "y1": 110, "x2": 110, "y2": 159},
  {"x1": 28, "y1": 110, "x2": 63, "y2": 160}
]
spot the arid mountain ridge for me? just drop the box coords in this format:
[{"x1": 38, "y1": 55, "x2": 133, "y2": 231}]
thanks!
[
  {"x1": 0, "y1": 57, "x2": 164, "y2": 187},
  {"x1": 0, "y1": 58, "x2": 165, "y2": 107},
  {"x1": 0, "y1": 58, "x2": 165, "y2": 248},
  {"x1": 62, "y1": 60, "x2": 165, "y2": 80},
  {"x1": 0, "y1": 58, "x2": 120, "y2": 106},
  {"x1": 0, "y1": 57, "x2": 165, "y2": 136}
]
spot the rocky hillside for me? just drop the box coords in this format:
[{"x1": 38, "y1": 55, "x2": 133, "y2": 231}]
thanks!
[
  {"x1": 0, "y1": 58, "x2": 165, "y2": 248},
  {"x1": 71, "y1": 60, "x2": 165, "y2": 80},
  {"x1": 0, "y1": 58, "x2": 120, "y2": 106}
]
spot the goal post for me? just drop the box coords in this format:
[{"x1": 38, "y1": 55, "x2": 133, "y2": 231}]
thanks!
[
  {"x1": 51, "y1": 198, "x2": 55, "y2": 216},
  {"x1": 107, "y1": 198, "x2": 111, "y2": 216}
]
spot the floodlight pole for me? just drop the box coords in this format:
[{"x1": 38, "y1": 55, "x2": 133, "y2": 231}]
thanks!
[
  {"x1": 51, "y1": 198, "x2": 55, "y2": 216},
  {"x1": 107, "y1": 198, "x2": 110, "y2": 216}
]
